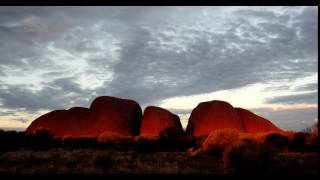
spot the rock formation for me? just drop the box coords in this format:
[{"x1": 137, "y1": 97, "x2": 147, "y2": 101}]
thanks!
[
  {"x1": 87, "y1": 96, "x2": 142, "y2": 136},
  {"x1": 235, "y1": 108, "x2": 282, "y2": 134},
  {"x1": 140, "y1": 106, "x2": 184, "y2": 137},
  {"x1": 26, "y1": 96, "x2": 143, "y2": 137},
  {"x1": 26, "y1": 96, "x2": 283, "y2": 138},
  {"x1": 185, "y1": 100, "x2": 282, "y2": 137},
  {"x1": 185, "y1": 100, "x2": 246, "y2": 137}
]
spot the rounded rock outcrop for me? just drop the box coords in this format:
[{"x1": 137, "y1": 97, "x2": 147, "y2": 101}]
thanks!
[{"x1": 140, "y1": 106, "x2": 184, "y2": 137}]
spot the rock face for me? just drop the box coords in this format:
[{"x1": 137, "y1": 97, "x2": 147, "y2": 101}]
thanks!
[
  {"x1": 185, "y1": 100, "x2": 246, "y2": 137},
  {"x1": 26, "y1": 107, "x2": 90, "y2": 137},
  {"x1": 26, "y1": 96, "x2": 282, "y2": 138},
  {"x1": 140, "y1": 106, "x2": 184, "y2": 137},
  {"x1": 26, "y1": 96, "x2": 143, "y2": 137},
  {"x1": 235, "y1": 108, "x2": 282, "y2": 134},
  {"x1": 87, "y1": 96, "x2": 143, "y2": 136},
  {"x1": 185, "y1": 100, "x2": 282, "y2": 137}
]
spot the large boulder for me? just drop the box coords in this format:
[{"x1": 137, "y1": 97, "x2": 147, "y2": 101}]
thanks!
[
  {"x1": 185, "y1": 100, "x2": 246, "y2": 137},
  {"x1": 87, "y1": 96, "x2": 142, "y2": 136},
  {"x1": 140, "y1": 106, "x2": 184, "y2": 137},
  {"x1": 26, "y1": 96, "x2": 143, "y2": 137},
  {"x1": 26, "y1": 107, "x2": 90, "y2": 137},
  {"x1": 235, "y1": 108, "x2": 283, "y2": 133},
  {"x1": 185, "y1": 100, "x2": 283, "y2": 137}
]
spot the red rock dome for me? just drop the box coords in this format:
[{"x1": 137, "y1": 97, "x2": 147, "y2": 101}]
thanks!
[
  {"x1": 26, "y1": 96, "x2": 283, "y2": 138},
  {"x1": 235, "y1": 108, "x2": 283, "y2": 133},
  {"x1": 26, "y1": 96, "x2": 143, "y2": 137},
  {"x1": 185, "y1": 100, "x2": 283, "y2": 137},
  {"x1": 86, "y1": 96, "x2": 142, "y2": 136},
  {"x1": 26, "y1": 107, "x2": 90, "y2": 137},
  {"x1": 140, "y1": 106, "x2": 184, "y2": 137},
  {"x1": 185, "y1": 100, "x2": 246, "y2": 137}
]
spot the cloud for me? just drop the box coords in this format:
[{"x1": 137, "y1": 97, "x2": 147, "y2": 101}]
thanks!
[
  {"x1": 0, "y1": 7, "x2": 317, "y2": 128},
  {"x1": 265, "y1": 91, "x2": 318, "y2": 104},
  {"x1": 251, "y1": 106, "x2": 318, "y2": 131},
  {"x1": 96, "y1": 6, "x2": 317, "y2": 106},
  {"x1": 294, "y1": 83, "x2": 318, "y2": 91},
  {"x1": 0, "y1": 77, "x2": 94, "y2": 112}
]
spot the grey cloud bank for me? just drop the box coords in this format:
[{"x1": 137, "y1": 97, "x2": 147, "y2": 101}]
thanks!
[{"x1": 0, "y1": 6, "x2": 317, "y2": 130}]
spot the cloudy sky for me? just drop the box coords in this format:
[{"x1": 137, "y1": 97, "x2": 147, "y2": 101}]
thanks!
[{"x1": 0, "y1": 6, "x2": 317, "y2": 131}]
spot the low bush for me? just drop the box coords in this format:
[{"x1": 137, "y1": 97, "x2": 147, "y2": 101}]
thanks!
[
  {"x1": 288, "y1": 132, "x2": 308, "y2": 152},
  {"x1": 159, "y1": 127, "x2": 185, "y2": 139},
  {"x1": 223, "y1": 136, "x2": 260, "y2": 174},
  {"x1": 24, "y1": 127, "x2": 54, "y2": 150},
  {"x1": 62, "y1": 136, "x2": 98, "y2": 148},
  {"x1": 98, "y1": 131, "x2": 132, "y2": 144},
  {"x1": 264, "y1": 133, "x2": 289, "y2": 152},
  {"x1": 202, "y1": 129, "x2": 240, "y2": 156},
  {"x1": 94, "y1": 154, "x2": 113, "y2": 173},
  {"x1": 0, "y1": 129, "x2": 25, "y2": 153}
]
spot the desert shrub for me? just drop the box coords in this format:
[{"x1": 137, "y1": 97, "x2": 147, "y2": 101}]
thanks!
[
  {"x1": 202, "y1": 129, "x2": 240, "y2": 156},
  {"x1": 159, "y1": 127, "x2": 185, "y2": 139},
  {"x1": 158, "y1": 136, "x2": 195, "y2": 152},
  {"x1": 0, "y1": 130, "x2": 25, "y2": 153},
  {"x1": 264, "y1": 133, "x2": 289, "y2": 152},
  {"x1": 62, "y1": 136, "x2": 97, "y2": 148},
  {"x1": 187, "y1": 147, "x2": 201, "y2": 157},
  {"x1": 252, "y1": 132, "x2": 290, "y2": 153},
  {"x1": 133, "y1": 135, "x2": 160, "y2": 152},
  {"x1": 187, "y1": 135, "x2": 207, "y2": 156},
  {"x1": 98, "y1": 131, "x2": 132, "y2": 144},
  {"x1": 196, "y1": 135, "x2": 208, "y2": 145},
  {"x1": 24, "y1": 127, "x2": 54, "y2": 150},
  {"x1": 94, "y1": 154, "x2": 113, "y2": 173},
  {"x1": 51, "y1": 136, "x2": 62, "y2": 147},
  {"x1": 310, "y1": 121, "x2": 318, "y2": 150},
  {"x1": 312, "y1": 121, "x2": 318, "y2": 140},
  {"x1": 135, "y1": 134, "x2": 160, "y2": 141},
  {"x1": 288, "y1": 132, "x2": 308, "y2": 152},
  {"x1": 223, "y1": 137, "x2": 261, "y2": 174},
  {"x1": 282, "y1": 131, "x2": 296, "y2": 141}
]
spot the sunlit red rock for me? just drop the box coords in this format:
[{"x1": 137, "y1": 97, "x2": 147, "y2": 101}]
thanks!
[
  {"x1": 27, "y1": 96, "x2": 283, "y2": 138},
  {"x1": 86, "y1": 96, "x2": 142, "y2": 136},
  {"x1": 185, "y1": 100, "x2": 282, "y2": 137},
  {"x1": 26, "y1": 107, "x2": 90, "y2": 137},
  {"x1": 235, "y1": 108, "x2": 283, "y2": 133},
  {"x1": 26, "y1": 96, "x2": 143, "y2": 137},
  {"x1": 185, "y1": 100, "x2": 246, "y2": 137},
  {"x1": 140, "y1": 106, "x2": 184, "y2": 137}
]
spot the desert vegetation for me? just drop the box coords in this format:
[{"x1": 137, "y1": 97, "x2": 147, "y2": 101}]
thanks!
[{"x1": 0, "y1": 127, "x2": 318, "y2": 174}]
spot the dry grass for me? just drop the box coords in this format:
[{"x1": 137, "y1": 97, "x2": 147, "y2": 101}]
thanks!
[{"x1": 0, "y1": 128, "x2": 318, "y2": 174}]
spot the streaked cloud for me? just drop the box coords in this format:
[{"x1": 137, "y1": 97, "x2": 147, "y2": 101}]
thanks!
[{"x1": 0, "y1": 6, "x2": 317, "y2": 130}]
